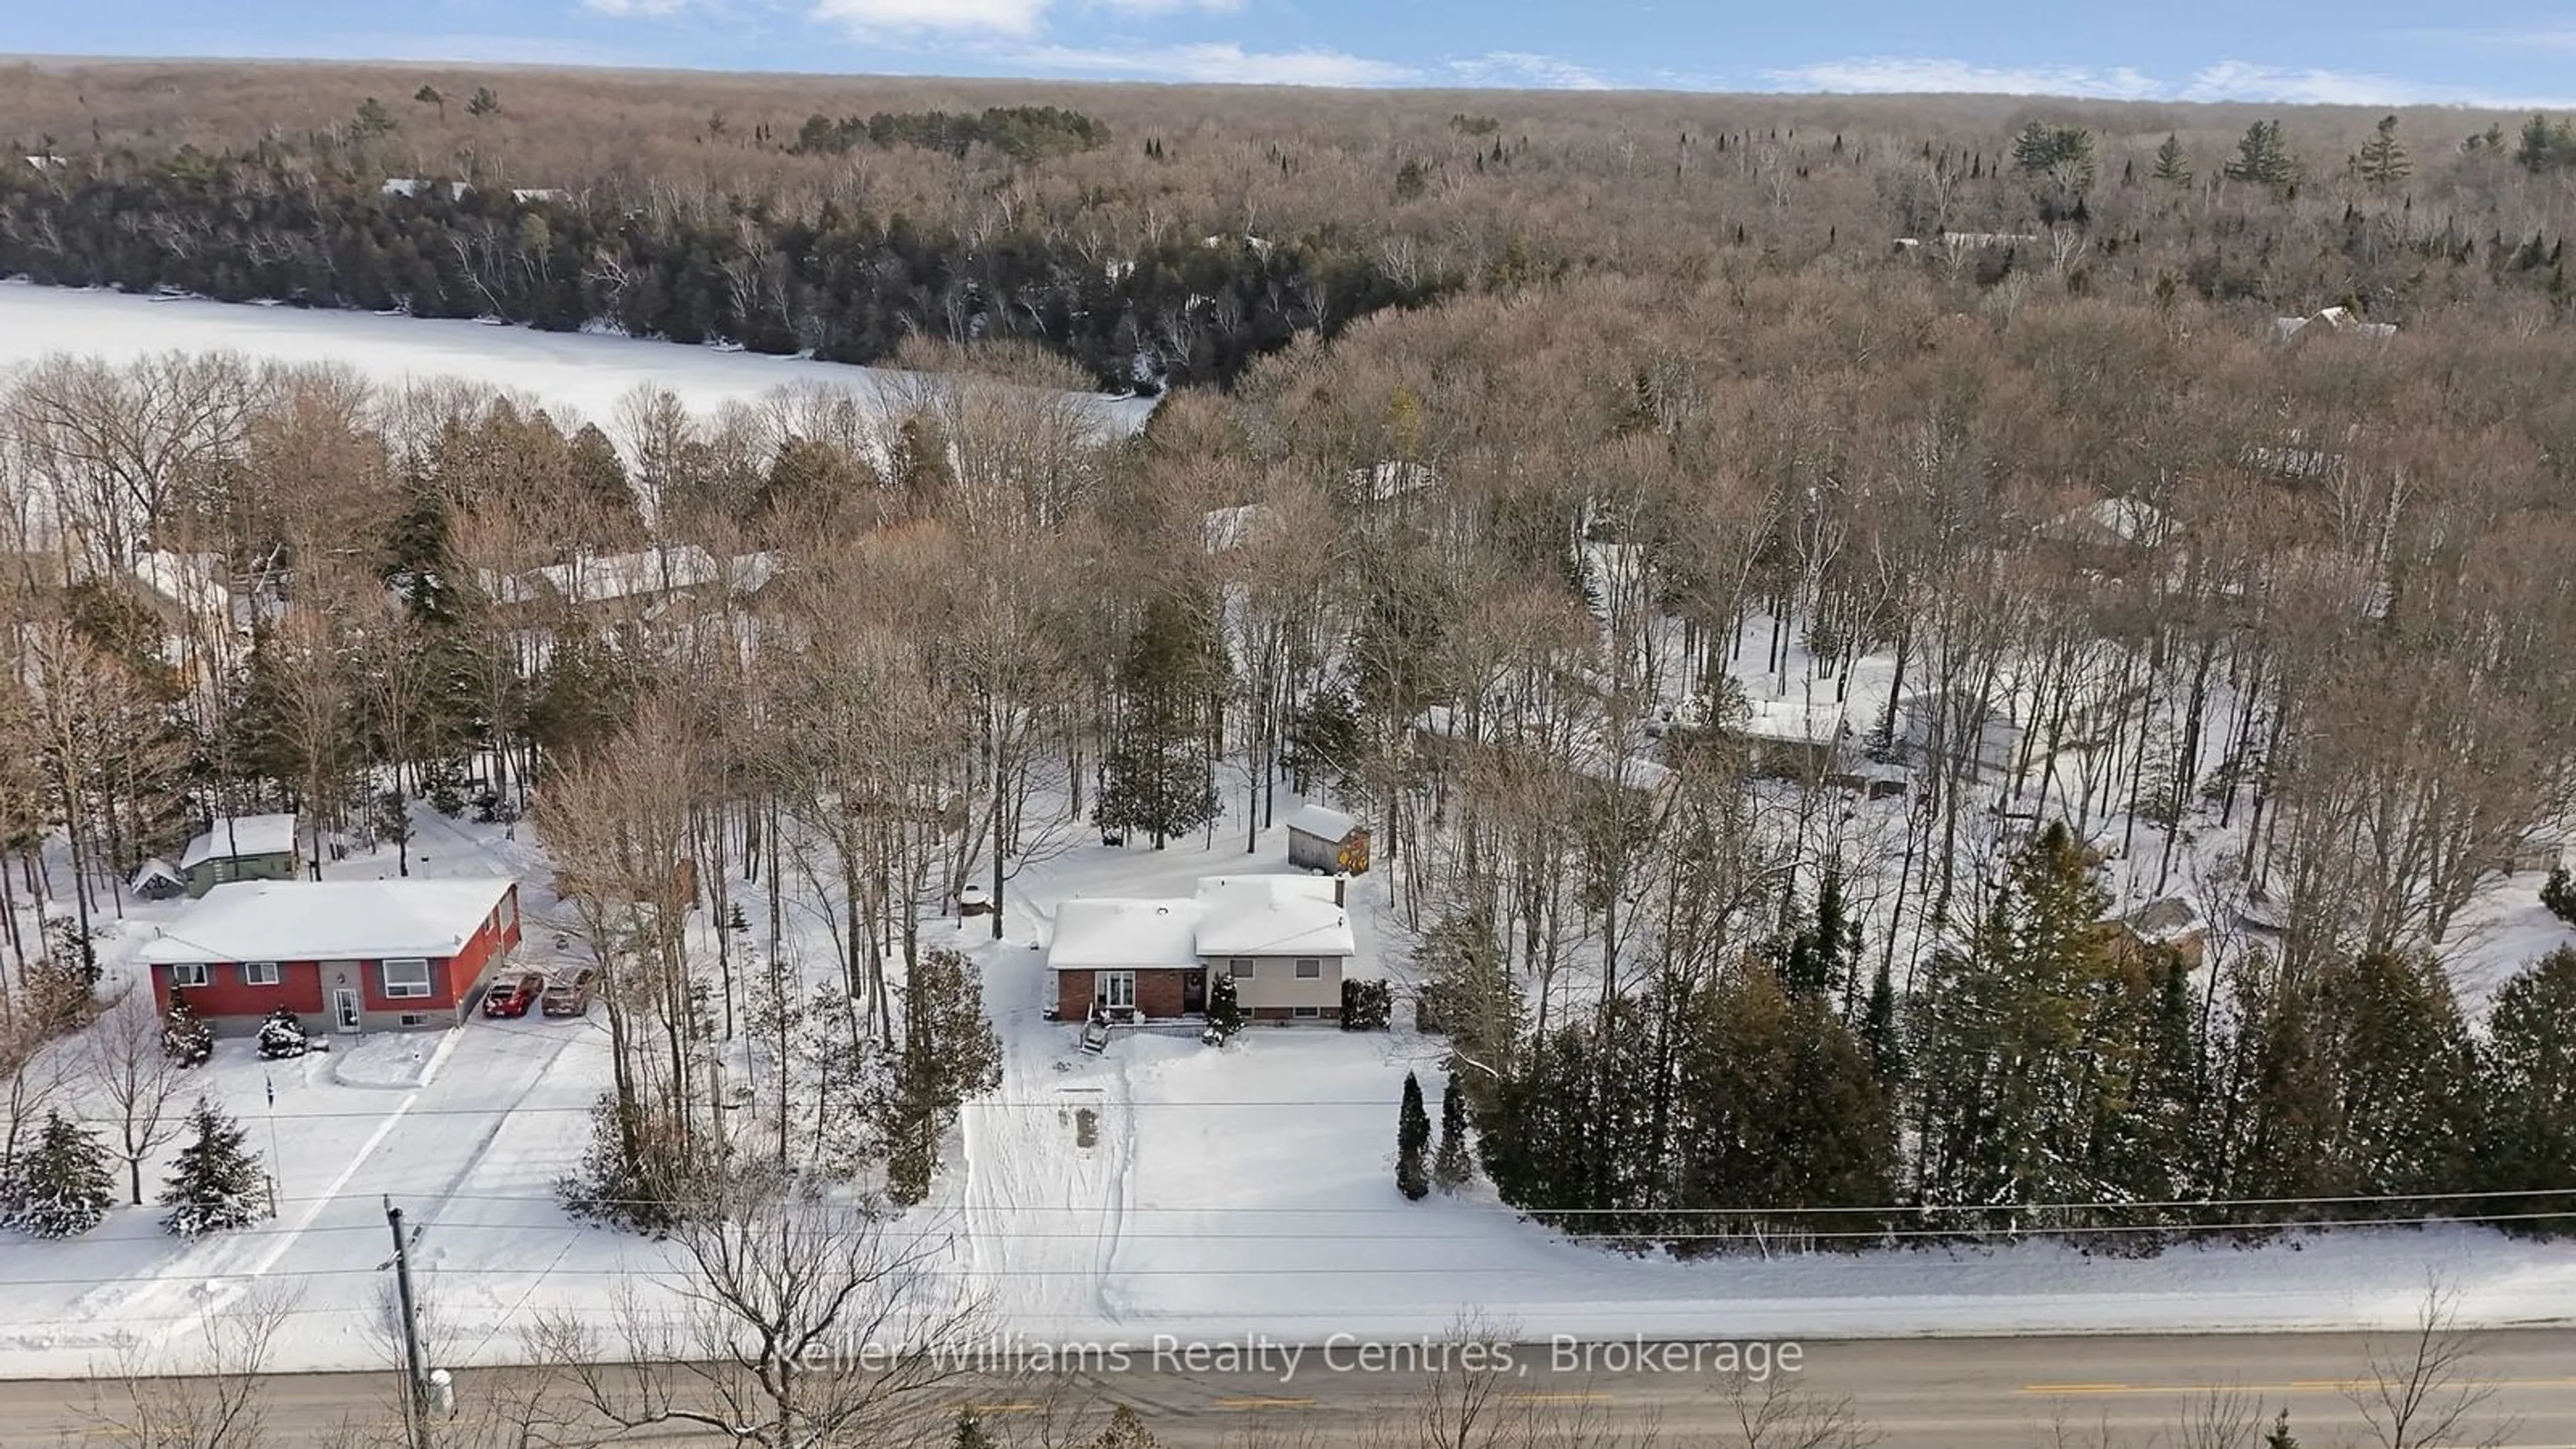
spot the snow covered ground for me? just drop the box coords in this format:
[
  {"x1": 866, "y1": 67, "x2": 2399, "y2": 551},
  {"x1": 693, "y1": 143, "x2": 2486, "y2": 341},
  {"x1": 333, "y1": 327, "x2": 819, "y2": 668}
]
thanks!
[
  {"x1": 0, "y1": 282, "x2": 1159, "y2": 439},
  {"x1": 1, "y1": 802, "x2": 2572, "y2": 1382}
]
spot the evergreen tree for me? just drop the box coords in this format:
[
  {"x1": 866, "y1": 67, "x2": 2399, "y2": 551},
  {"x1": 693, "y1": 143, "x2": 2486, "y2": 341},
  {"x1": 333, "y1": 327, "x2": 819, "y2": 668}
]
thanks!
[
  {"x1": 162, "y1": 999, "x2": 213, "y2": 1069},
  {"x1": 7, "y1": 1112, "x2": 117, "y2": 1238},
  {"x1": 1860, "y1": 956, "x2": 1904, "y2": 1085},
  {"x1": 1091, "y1": 1405, "x2": 1161, "y2": 1449},
  {"x1": 1417, "y1": 911, "x2": 1519, "y2": 1098},
  {"x1": 1432, "y1": 1073, "x2": 1473, "y2": 1193},
  {"x1": 2225, "y1": 119, "x2": 2300, "y2": 195},
  {"x1": 1396, "y1": 1071, "x2": 1432, "y2": 1201},
  {"x1": 1281, "y1": 684, "x2": 1361, "y2": 796},
  {"x1": 1910, "y1": 824, "x2": 2137, "y2": 1220},
  {"x1": 2478, "y1": 947, "x2": 2576, "y2": 1234},
  {"x1": 2540, "y1": 865, "x2": 2576, "y2": 926},
  {"x1": 951, "y1": 1407, "x2": 998, "y2": 1449},
  {"x1": 1205, "y1": 969, "x2": 1244, "y2": 1038},
  {"x1": 1675, "y1": 965, "x2": 1898, "y2": 1238},
  {"x1": 1778, "y1": 867, "x2": 1860, "y2": 1001},
  {"x1": 256, "y1": 1006, "x2": 311, "y2": 1061},
  {"x1": 2352, "y1": 115, "x2": 2412, "y2": 192},
  {"x1": 1095, "y1": 588, "x2": 1226, "y2": 849},
  {"x1": 886, "y1": 949, "x2": 1005, "y2": 1205},
  {"x1": 2151, "y1": 133, "x2": 2192, "y2": 186},
  {"x1": 2264, "y1": 1409, "x2": 2299, "y2": 1449},
  {"x1": 2517, "y1": 114, "x2": 2576, "y2": 172},
  {"x1": 158, "y1": 1099, "x2": 270, "y2": 1239}
]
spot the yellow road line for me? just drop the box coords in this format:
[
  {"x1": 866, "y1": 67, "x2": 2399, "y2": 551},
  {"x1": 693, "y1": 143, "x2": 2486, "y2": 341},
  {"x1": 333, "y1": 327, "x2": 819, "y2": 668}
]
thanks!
[
  {"x1": 1216, "y1": 1396, "x2": 1315, "y2": 1409},
  {"x1": 967, "y1": 1402, "x2": 1040, "y2": 1413},
  {"x1": 2022, "y1": 1377, "x2": 2576, "y2": 1397}
]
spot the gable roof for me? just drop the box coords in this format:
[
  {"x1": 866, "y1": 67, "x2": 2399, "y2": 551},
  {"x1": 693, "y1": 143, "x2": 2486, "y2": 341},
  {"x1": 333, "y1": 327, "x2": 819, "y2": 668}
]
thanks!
[
  {"x1": 178, "y1": 814, "x2": 300, "y2": 869},
  {"x1": 1193, "y1": 875, "x2": 1355, "y2": 959},
  {"x1": 533, "y1": 545, "x2": 722, "y2": 604},
  {"x1": 139, "y1": 879, "x2": 515, "y2": 965},
  {"x1": 1283, "y1": 803, "x2": 1358, "y2": 841}
]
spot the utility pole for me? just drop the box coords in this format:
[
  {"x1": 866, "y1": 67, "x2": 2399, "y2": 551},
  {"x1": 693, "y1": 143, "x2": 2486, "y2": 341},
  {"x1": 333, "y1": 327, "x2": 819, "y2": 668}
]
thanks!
[{"x1": 384, "y1": 1196, "x2": 431, "y2": 1449}]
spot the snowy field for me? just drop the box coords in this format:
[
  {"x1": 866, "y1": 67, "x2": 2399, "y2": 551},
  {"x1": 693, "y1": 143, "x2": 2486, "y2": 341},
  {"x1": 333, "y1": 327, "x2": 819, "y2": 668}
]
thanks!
[
  {"x1": 0, "y1": 282, "x2": 1160, "y2": 437},
  {"x1": 0, "y1": 801, "x2": 2571, "y2": 1382}
]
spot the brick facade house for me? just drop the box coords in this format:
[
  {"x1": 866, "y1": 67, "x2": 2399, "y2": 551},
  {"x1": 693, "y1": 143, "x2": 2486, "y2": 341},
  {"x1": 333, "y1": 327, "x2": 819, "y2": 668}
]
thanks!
[
  {"x1": 142, "y1": 879, "x2": 522, "y2": 1035},
  {"x1": 1049, "y1": 875, "x2": 1358, "y2": 1026}
]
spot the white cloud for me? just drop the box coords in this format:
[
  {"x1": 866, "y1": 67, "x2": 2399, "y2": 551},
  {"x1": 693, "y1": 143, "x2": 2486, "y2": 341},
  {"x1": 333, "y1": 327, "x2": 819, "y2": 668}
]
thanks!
[
  {"x1": 583, "y1": 0, "x2": 690, "y2": 13},
  {"x1": 1012, "y1": 40, "x2": 1419, "y2": 86},
  {"x1": 1761, "y1": 56, "x2": 2162, "y2": 100},
  {"x1": 1764, "y1": 54, "x2": 2575, "y2": 109},
  {"x1": 1087, "y1": 0, "x2": 1246, "y2": 14},
  {"x1": 810, "y1": 0, "x2": 1051, "y2": 34},
  {"x1": 1447, "y1": 51, "x2": 1611, "y2": 91}
]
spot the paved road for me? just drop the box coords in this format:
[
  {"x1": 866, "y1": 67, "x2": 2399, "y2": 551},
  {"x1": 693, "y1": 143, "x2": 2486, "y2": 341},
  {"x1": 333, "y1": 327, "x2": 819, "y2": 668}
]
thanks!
[{"x1": 6, "y1": 1331, "x2": 2573, "y2": 1446}]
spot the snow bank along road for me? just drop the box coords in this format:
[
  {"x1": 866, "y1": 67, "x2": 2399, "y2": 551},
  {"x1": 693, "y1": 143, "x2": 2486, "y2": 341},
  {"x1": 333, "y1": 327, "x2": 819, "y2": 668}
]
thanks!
[{"x1": 4, "y1": 1331, "x2": 2573, "y2": 1447}]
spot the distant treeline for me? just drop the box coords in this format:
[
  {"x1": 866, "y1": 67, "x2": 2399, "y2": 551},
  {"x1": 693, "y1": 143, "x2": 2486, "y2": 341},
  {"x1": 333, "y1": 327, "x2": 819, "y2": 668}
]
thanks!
[
  {"x1": 788, "y1": 105, "x2": 1110, "y2": 162},
  {"x1": 0, "y1": 149, "x2": 1444, "y2": 390}
]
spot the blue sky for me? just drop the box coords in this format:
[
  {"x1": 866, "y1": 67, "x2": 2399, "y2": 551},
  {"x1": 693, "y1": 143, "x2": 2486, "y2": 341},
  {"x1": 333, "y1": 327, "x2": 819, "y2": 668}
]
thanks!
[{"x1": 17, "y1": 0, "x2": 2576, "y2": 106}]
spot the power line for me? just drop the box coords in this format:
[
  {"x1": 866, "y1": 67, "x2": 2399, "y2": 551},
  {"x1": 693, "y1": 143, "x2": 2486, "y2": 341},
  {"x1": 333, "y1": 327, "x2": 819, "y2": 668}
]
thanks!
[{"x1": 0, "y1": 1209, "x2": 2568, "y2": 1292}]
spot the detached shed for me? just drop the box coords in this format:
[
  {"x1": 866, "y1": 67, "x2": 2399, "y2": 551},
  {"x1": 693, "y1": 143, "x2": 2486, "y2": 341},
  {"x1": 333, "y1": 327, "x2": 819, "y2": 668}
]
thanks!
[
  {"x1": 179, "y1": 814, "x2": 302, "y2": 898},
  {"x1": 1285, "y1": 804, "x2": 1370, "y2": 875}
]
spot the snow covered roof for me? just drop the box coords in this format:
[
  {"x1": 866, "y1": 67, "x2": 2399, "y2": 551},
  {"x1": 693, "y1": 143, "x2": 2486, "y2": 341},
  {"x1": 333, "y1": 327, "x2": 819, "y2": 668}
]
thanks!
[
  {"x1": 139, "y1": 879, "x2": 515, "y2": 965},
  {"x1": 1049, "y1": 899, "x2": 1207, "y2": 971},
  {"x1": 534, "y1": 545, "x2": 721, "y2": 604},
  {"x1": 2273, "y1": 307, "x2": 2398, "y2": 343},
  {"x1": 178, "y1": 814, "x2": 300, "y2": 869},
  {"x1": 1193, "y1": 876, "x2": 1354, "y2": 959},
  {"x1": 1352, "y1": 461, "x2": 1440, "y2": 502},
  {"x1": 129, "y1": 857, "x2": 184, "y2": 894},
  {"x1": 1203, "y1": 503, "x2": 1267, "y2": 553},
  {"x1": 1284, "y1": 803, "x2": 1358, "y2": 841},
  {"x1": 2041, "y1": 496, "x2": 2173, "y2": 549},
  {"x1": 134, "y1": 550, "x2": 245, "y2": 631},
  {"x1": 1734, "y1": 696, "x2": 1847, "y2": 747}
]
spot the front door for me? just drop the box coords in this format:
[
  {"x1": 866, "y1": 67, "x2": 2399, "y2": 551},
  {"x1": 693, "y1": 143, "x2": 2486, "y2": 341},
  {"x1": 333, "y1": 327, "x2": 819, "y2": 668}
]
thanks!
[
  {"x1": 333, "y1": 989, "x2": 361, "y2": 1033},
  {"x1": 1182, "y1": 969, "x2": 1207, "y2": 1014}
]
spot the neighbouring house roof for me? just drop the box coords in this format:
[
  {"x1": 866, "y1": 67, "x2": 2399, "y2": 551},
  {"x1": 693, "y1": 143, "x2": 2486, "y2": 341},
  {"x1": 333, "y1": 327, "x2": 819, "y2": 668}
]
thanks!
[
  {"x1": 1193, "y1": 875, "x2": 1355, "y2": 959},
  {"x1": 130, "y1": 858, "x2": 186, "y2": 897},
  {"x1": 1048, "y1": 898, "x2": 1208, "y2": 971},
  {"x1": 178, "y1": 814, "x2": 301, "y2": 871},
  {"x1": 2041, "y1": 496, "x2": 2174, "y2": 550},
  {"x1": 139, "y1": 879, "x2": 516, "y2": 965},
  {"x1": 2123, "y1": 896, "x2": 2202, "y2": 943},
  {"x1": 2272, "y1": 306, "x2": 2398, "y2": 343},
  {"x1": 1352, "y1": 461, "x2": 1440, "y2": 502},
  {"x1": 134, "y1": 550, "x2": 262, "y2": 633},
  {"x1": 1284, "y1": 803, "x2": 1358, "y2": 841},
  {"x1": 1202, "y1": 503, "x2": 1267, "y2": 553},
  {"x1": 534, "y1": 545, "x2": 722, "y2": 605},
  {"x1": 1733, "y1": 696, "x2": 1847, "y2": 749}
]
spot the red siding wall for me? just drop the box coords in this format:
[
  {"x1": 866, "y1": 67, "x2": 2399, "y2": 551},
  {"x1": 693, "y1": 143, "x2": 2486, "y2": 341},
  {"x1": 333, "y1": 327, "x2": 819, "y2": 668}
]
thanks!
[
  {"x1": 154, "y1": 884, "x2": 523, "y2": 1024},
  {"x1": 153, "y1": 961, "x2": 325, "y2": 1019}
]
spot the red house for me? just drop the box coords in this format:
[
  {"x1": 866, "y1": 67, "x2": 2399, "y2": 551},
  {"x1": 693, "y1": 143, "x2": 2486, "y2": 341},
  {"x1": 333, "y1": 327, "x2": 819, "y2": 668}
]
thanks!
[{"x1": 142, "y1": 879, "x2": 523, "y2": 1035}]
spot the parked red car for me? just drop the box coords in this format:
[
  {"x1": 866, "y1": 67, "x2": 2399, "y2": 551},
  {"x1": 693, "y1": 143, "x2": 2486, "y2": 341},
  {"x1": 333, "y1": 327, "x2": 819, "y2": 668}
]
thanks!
[
  {"x1": 481, "y1": 972, "x2": 545, "y2": 1019},
  {"x1": 541, "y1": 969, "x2": 598, "y2": 1018}
]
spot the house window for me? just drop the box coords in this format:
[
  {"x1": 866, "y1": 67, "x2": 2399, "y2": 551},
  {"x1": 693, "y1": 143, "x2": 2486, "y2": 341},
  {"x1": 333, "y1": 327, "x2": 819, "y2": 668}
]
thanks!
[
  {"x1": 1097, "y1": 971, "x2": 1135, "y2": 1009},
  {"x1": 1228, "y1": 958, "x2": 1255, "y2": 979},
  {"x1": 243, "y1": 962, "x2": 281, "y2": 987},
  {"x1": 1293, "y1": 1006, "x2": 1321, "y2": 1019},
  {"x1": 398, "y1": 1013, "x2": 428, "y2": 1028},
  {"x1": 1294, "y1": 958, "x2": 1322, "y2": 979},
  {"x1": 382, "y1": 958, "x2": 433, "y2": 1000},
  {"x1": 170, "y1": 963, "x2": 209, "y2": 989}
]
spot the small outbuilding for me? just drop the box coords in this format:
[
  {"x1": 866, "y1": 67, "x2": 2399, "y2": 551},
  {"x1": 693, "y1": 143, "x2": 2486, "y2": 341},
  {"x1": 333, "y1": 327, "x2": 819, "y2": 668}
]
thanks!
[
  {"x1": 178, "y1": 814, "x2": 302, "y2": 898},
  {"x1": 1284, "y1": 804, "x2": 1371, "y2": 875},
  {"x1": 130, "y1": 858, "x2": 188, "y2": 902}
]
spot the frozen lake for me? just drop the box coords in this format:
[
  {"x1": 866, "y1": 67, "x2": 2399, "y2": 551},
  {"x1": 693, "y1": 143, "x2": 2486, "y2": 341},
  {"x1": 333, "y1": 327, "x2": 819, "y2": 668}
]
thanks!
[{"x1": 0, "y1": 282, "x2": 1158, "y2": 433}]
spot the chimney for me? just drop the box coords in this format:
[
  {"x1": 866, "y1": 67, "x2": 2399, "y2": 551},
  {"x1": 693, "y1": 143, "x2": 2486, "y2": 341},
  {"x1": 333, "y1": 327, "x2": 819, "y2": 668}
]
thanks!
[{"x1": 1334, "y1": 873, "x2": 1348, "y2": 908}]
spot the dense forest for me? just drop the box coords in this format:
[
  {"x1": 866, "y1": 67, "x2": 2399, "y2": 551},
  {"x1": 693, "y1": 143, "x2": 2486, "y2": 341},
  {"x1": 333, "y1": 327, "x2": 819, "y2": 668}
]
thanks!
[
  {"x1": 1, "y1": 62, "x2": 2574, "y2": 1271},
  {"x1": 3, "y1": 64, "x2": 2573, "y2": 392}
]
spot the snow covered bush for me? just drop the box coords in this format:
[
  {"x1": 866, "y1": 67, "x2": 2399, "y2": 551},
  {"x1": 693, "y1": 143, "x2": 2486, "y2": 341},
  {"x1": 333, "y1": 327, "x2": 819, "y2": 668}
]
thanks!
[
  {"x1": 2543, "y1": 865, "x2": 2576, "y2": 928},
  {"x1": 256, "y1": 1007, "x2": 311, "y2": 1061},
  {"x1": 158, "y1": 1098, "x2": 269, "y2": 1238},
  {"x1": 1340, "y1": 978, "x2": 1391, "y2": 1031},
  {"x1": 162, "y1": 1000, "x2": 213, "y2": 1069},
  {"x1": 1205, "y1": 970, "x2": 1244, "y2": 1038},
  {"x1": 6, "y1": 1112, "x2": 117, "y2": 1238}
]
